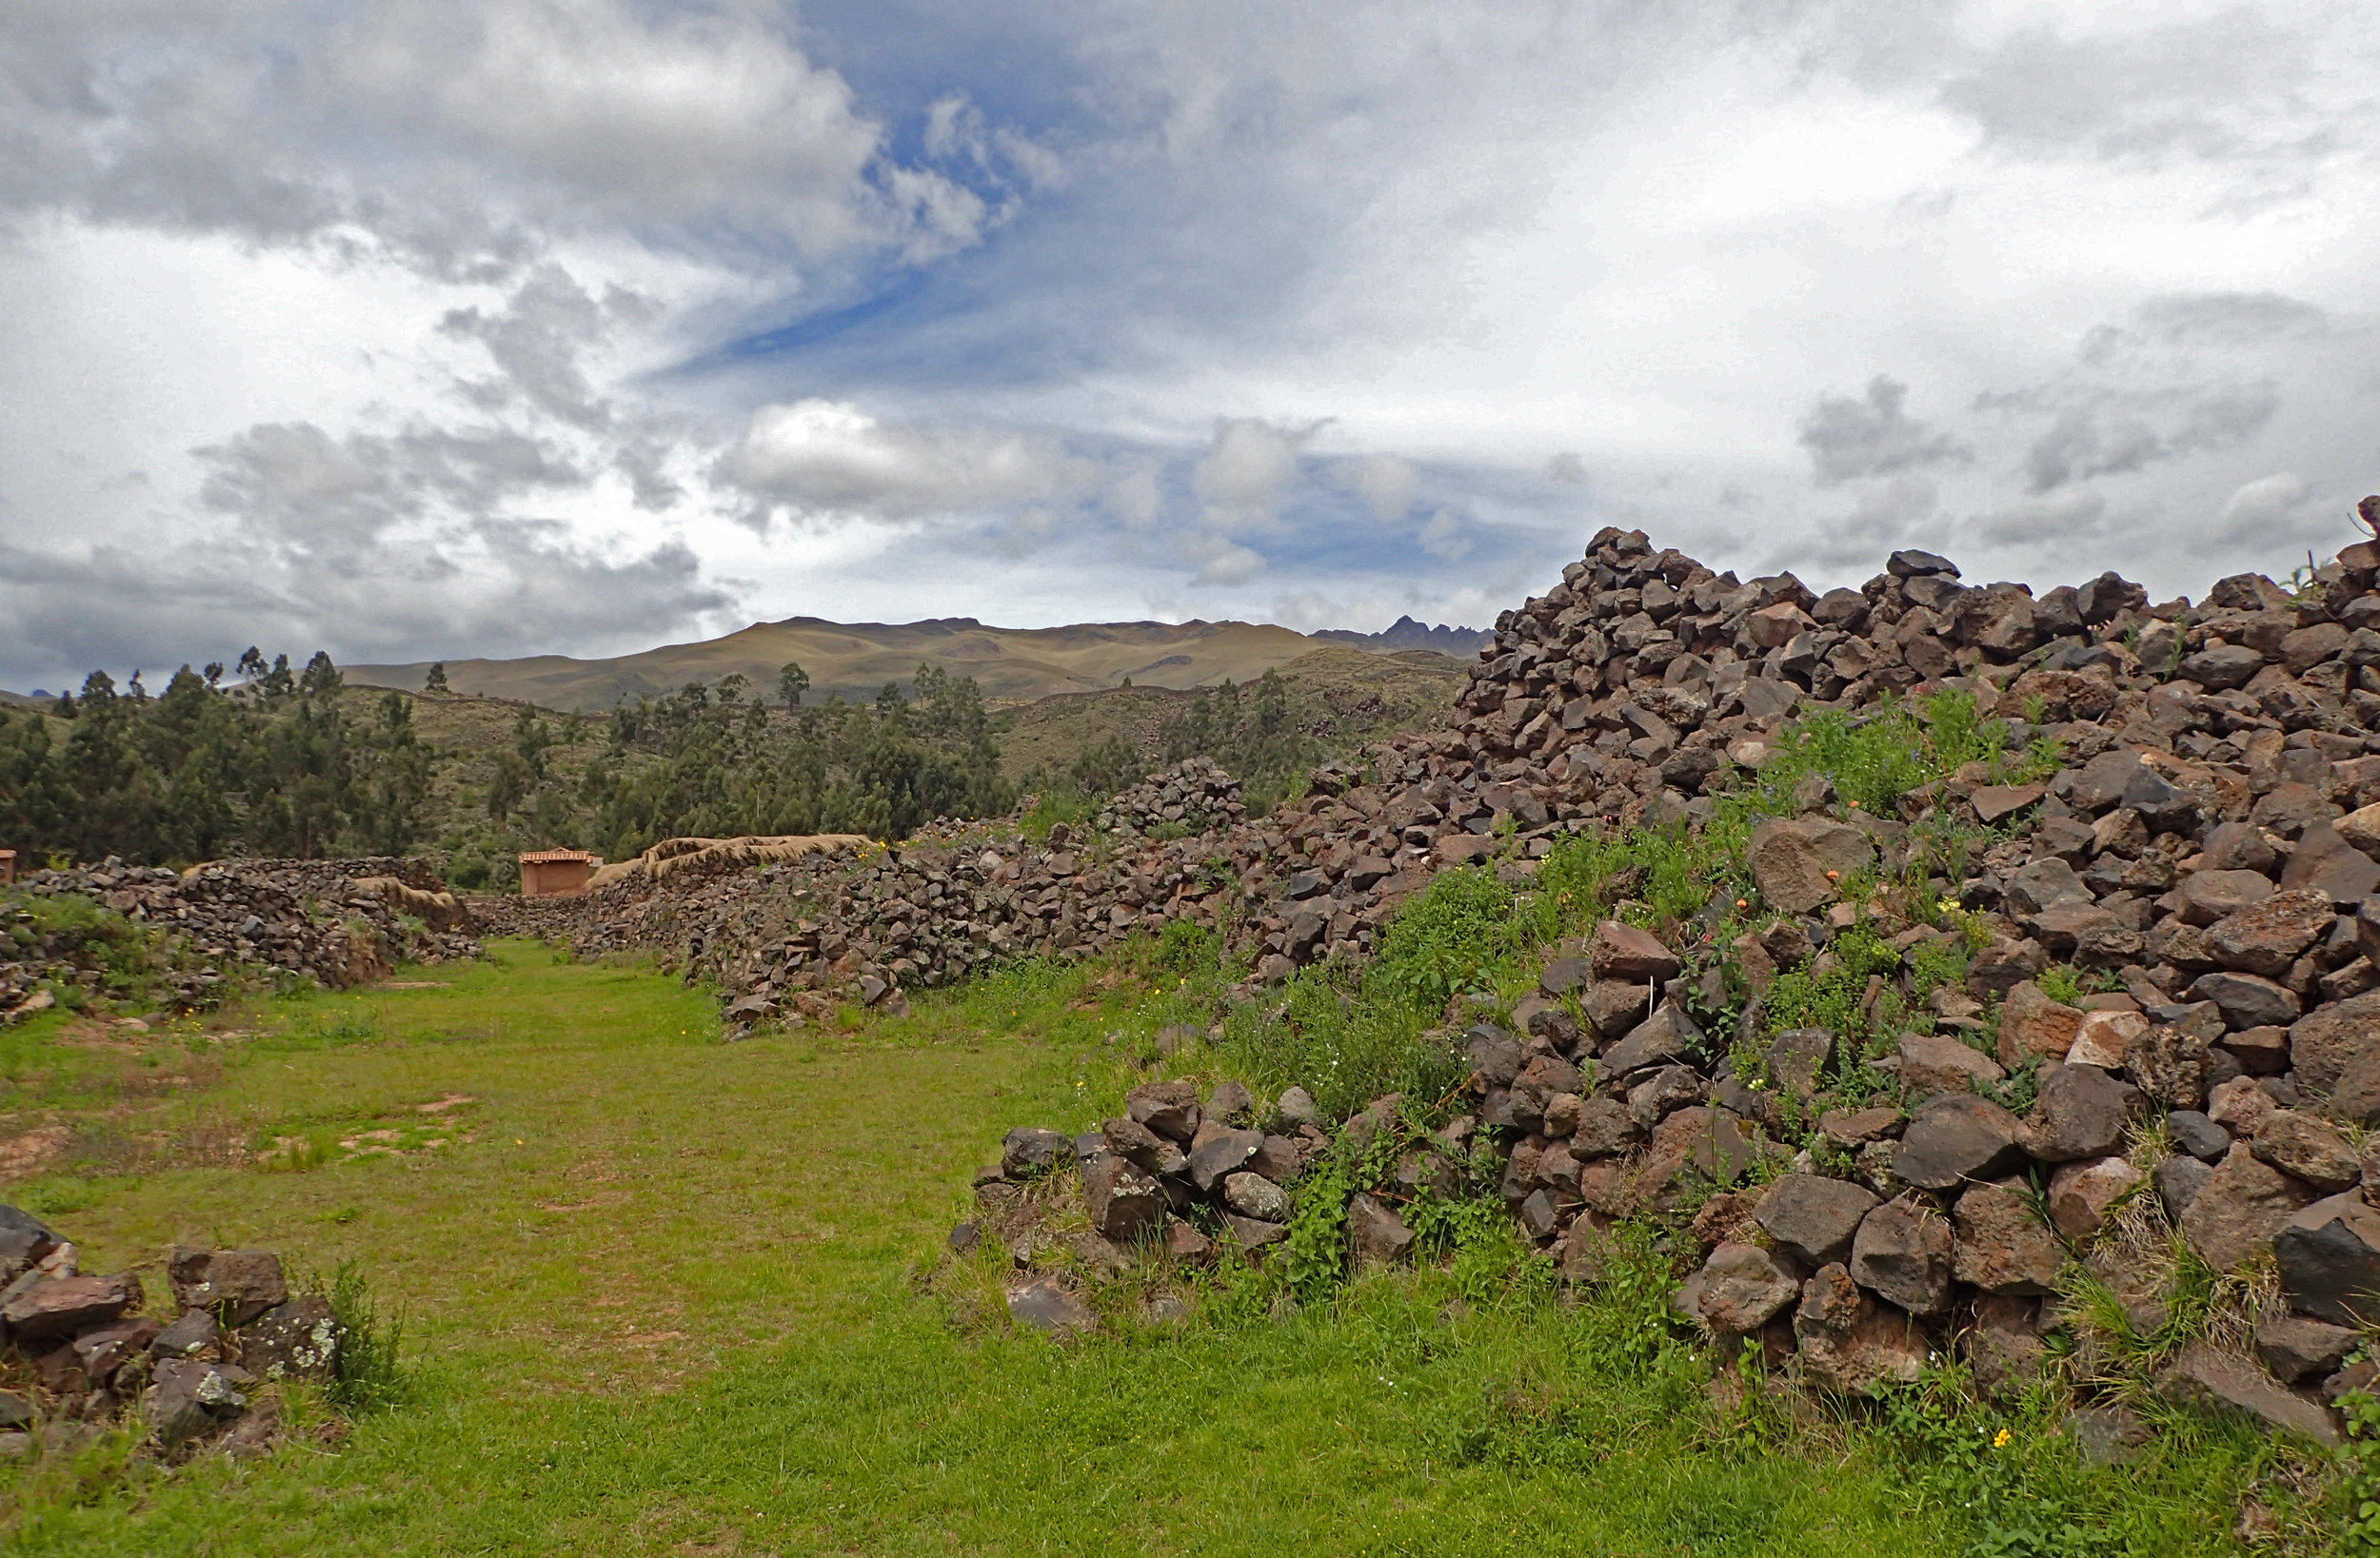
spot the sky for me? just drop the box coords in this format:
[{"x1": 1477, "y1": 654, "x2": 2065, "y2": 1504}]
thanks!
[{"x1": 2, "y1": 0, "x2": 2376, "y2": 692}]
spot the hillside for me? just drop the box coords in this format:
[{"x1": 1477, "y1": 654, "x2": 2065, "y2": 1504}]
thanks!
[{"x1": 345, "y1": 614, "x2": 1477, "y2": 713}]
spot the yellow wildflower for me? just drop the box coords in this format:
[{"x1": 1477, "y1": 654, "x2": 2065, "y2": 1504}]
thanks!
[{"x1": 1993, "y1": 1428, "x2": 2012, "y2": 1449}]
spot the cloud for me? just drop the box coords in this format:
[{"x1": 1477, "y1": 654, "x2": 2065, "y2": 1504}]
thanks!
[
  {"x1": 1339, "y1": 454, "x2": 1417, "y2": 522},
  {"x1": 2215, "y1": 471, "x2": 2310, "y2": 538},
  {"x1": 1797, "y1": 377, "x2": 1973, "y2": 487},
  {"x1": 1193, "y1": 418, "x2": 1316, "y2": 523},
  {"x1": 1973, "y1": 486, "x2": 2109, "y2": 547},
  {"x1": 720, "y1": 400, "x2": 1091, "y2": 523},
  {"x1": 1418, "y1": 508, "x2": 1469, "y2": 562},
  {"x1": 1192, "y1": 537, "x2": 1266, "y2": 585}
]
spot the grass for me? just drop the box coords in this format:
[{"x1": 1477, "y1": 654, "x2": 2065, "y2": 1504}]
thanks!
[{"x1": 0, "y1": 938, "x2": 2325, "y2": 1553}]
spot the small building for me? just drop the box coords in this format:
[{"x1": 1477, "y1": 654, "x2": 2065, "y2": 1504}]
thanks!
[
  {"x1": 518, "y1": 848, "x2": 595, "y2": 898},
  {"x1": 0, "y1": 849, "x2": 14, "y2": 883}
]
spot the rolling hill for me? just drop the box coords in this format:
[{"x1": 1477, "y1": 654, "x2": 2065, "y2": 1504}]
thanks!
[{"x1": 344, "y1": 614, "x2": 1485, "y2": 712}]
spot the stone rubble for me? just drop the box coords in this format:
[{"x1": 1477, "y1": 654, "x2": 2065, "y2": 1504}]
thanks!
[
  {"x1": 3, "y1": 857, "x2": 479, "y2": 1020},
  {"x1": 942, "y1": 523, "x2": 2380, "y2": 1445},
  {"x1": 0, "y1": 1206, "x2": 336, "y2": 1463}
]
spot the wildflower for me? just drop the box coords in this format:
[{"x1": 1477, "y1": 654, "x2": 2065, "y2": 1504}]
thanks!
[
  {"x1": 1825, "y1": 869, "x2": 1840, "y2": 880},
  {"x1": 1936, "y1": 897, "x2": 1961, "y2": 917},
  {"x1": 1735, "y1": 898, "x2": 1749, "y2": 910},
  {"x1": 1993, "y1": 1428, "x2": 2012, "y2": 1449}
]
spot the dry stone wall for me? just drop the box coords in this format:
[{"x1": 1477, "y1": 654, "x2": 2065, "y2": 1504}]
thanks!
[{"x1": 3, "y1": 857, "x2": 479, "y2": 1020}]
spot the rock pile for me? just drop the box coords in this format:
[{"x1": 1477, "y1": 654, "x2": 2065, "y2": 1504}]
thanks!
[
  {"x1": 3, "y1": 857, "x2": 479, "y2": 1019},
  {"x1": 1093, "y1": 759, "x2": 1246, "y2": 838},
  {"x1": 0, "y1": 1206, "x2": 335, "y2": 1461}
]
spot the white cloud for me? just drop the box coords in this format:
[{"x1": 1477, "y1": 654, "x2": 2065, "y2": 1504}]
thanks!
[
  {"x1": 721, "y1": 400, "x2": 1091, "y2": 522},
  {"x1": 1339, "y1": 453, "x2": 1417, "y2": 521},
  {"x1": 1192, "y1": 418, "x2": 1315, "y2": 524}
]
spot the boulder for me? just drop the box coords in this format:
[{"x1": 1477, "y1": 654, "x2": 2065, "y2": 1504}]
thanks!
[
  {"x1": 1570, "y1": 1096, "x2": 1646, "y2": 1158},
  {"x1": 234, "y1": 1295, "x2": 338, "y2": 1381},
  {"x1": 1967, "y1": 1297, "x2": 2052, "y2": 1400},
  {"x1": 2190, "y1": 972, "x2": 2301, "y2": 1031},
  {"x1": 2021, "y1": 1063, "x2": 2136, "y2": 1162},
  {"x1": 1347, "y1": 1193, "x2": 1415, "y2": 1265},
  {"x1": 0, "y1": 1207, "x2": 57, "y2": 1282},
  {"x1": 1, "y1": 1273, "x2": 137, "y2": 1340},
  {"x1": 1588, "y1": 919, "x2": 1680, "y2": 983},
  {"x1": 2005, "y1": 858, "x2": 2093, "y2": 918},
  {"x1": 1186, "y1": 1122, "x2": 1265, "y2": 1192},
  {"x1": 2205, "y1": 890, "x2": 2336, "y2": 977},
  {"x1": 1274, "y1": 1086, "x2": 1318, "y2": 1130},
  {"x1": 1632, "y1": 1107, "x2": 1757, "y2": 1213},
  {"x1": 1205, "y1": 1080, "x2": 1257, "y2": 1126},
  {"x1": 2046, "y1": 1155, "x2": 2143, "y2": 1241},
  {"x1": 2157, "y1": 1341, "x2": 2340, "y2": 1448},
  {"x1": 2255, "y1": 1314, "x2": 2358, "y2": 1385},
  {"x1": 2066, "y1": 1009, "x2": 2147, "y2": 1072},
  {"x1": 1691, "y1": 1242, "x2": 1801, "y2": 1335},
  {"x1": 143, "y1": 1357, "x2": 247, "y2": 1449},
  {"x1": 1952, "y1": 1179, "x2": 2063, "y2": 1295},
  {"x1": 1748, "y1": 818, "x2": 1872, "y2": 914},
  {"x1": 1896, "y1": 1030, "x2": 2003, "y2": 1096},
  {"x1": 1125, "y1": 1081, "x2": 1201, "y2": 1143},
  {"x1": 2176, "y1": 870, "x2": 2275, "y2": 927},
  {"x1": 1081, "y1": 1153, "x2": 1167, "y2": 1241},
  {"x1": 2250, "y1": 1112, "x2": 2363, "y2": 1193},
  {"x1": 1755, "y1": 1173, "x2": 1879, "y2": 1268},
  {"x1": 1894, "y1": 1094, "x2": 2028, "y2": 1190},
  {"x1": 2167, "y1": 1110, "x2": 2231, "y2": 1163},
  {"x1": 1765, "y1": 1027, "x2": 1835, "y2": 1097},
  {"x1": 1794, "y1": 1263, "x2": 1928, "y2": 1394},
  {"x1": 2180, "y1": 1145, "x2": 2320, "y2": 1272},
  {"x1": 1996, "y1": 981, "x2": 2084, "y2": 1067},
  {"x1": 2288, "y1": 989, "x2": 2380, "y2": 1093},
  {"x1": 2283, "y1": 822, "x2": 2380, "y2": 901},
  {"x1": 1220, "y1": 1171, "x2": 1288, "y2": 1222},
  {"x1": 2125, "y1": 1024, "x2": 2211, "y2": 1110},
  {"x1": 1849, "y1": 1198, "x2": 1954, "y2": 1315},
  {"x1": 1601, "y1": 1001, "x2": 1705, "y2": 1075},
  {"x1": 2272, "y1": 1193, "x2": 2380, "y2": 1327},
  {"x1": 1000, "y1": 1128, "x2": 1072, "y2": 1179}
]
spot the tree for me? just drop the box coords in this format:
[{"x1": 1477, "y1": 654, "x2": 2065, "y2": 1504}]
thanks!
[
  {"x1": 779, "y1": 661, "x2": 810, "y2": 708},
  {"x1": 424, "y1": 662, "x2": 450, "y2": 694}
]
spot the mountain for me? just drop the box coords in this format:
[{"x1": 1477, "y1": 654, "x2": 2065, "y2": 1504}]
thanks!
[
  {"x1": 1309, "y1": 615, "x2": 1493, "y2": 656},
  {"x1": 346, "y1": 614, "x2": 1478, "y2": 713}
]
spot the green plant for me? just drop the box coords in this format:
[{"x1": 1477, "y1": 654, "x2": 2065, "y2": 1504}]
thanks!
[
  {"x1": 2340, "y1": 1386, "x2": 2380, "y2": 1553},
  {"x1": 327, "y1": 1259, "x2": 410, "y2": 1414},
  {"x1": 1371, "y1": 864, "x2": 1515, "y2": 1012}
]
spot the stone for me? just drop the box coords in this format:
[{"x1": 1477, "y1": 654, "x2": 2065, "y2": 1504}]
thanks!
[
  {"x1": 235, "y1": 1295, "x2": 338, "y2": 1381},
  {"x1": 1897, "y1": 1029, "x2": 2004, "y2": 1096},
  {"x1": 2168, "y1": 1111, "x2": 2231, "y2": 1163},
  {"x1": 1578, "y1": 979, "x2": 1654, "y2": 1039},
  {"x1": 1347, "y1": 1193, "x2": 1415, "y2": 1265},
  {"x1": 1849, "y1": 1198, "x2": 1954, "y2": 1315},
  {"x1": 2047, "y1": 1155, "x2": 2142, "y2": 1241},
  {"x1": 71, "y1": 1317, "x2": 161, "y2": 1384},
  {"x1": 2255, "y1": 1315, "x2": 2358, "y2": 1384},
  {"x1": 1005, "y1": 1279, "x2": 1097, "y2": 1337},
  {"x1": 1249, "y1": 1134, "x2": 1301, "y2": 1185},
  {"x1": 1, "y1": 1273, "x2": 137, "y2": 1340},
  {"x1": 151, "y1": 1309, "x2": 219, "y2": 1360},
  {"x1": 2207, "y1": 1075, "x2": 2277, "y2": 1134},
  {"x1": 1692, "y1": 1242, "x2": 1801, "y2": 1335},
  {"x1": 2177, "y1": 643, "x2": 2266, "y2": 692},
  {"x1": 1205, "y1": 1079, "x2": 1257, "y2": 1126},
  {"x1": 2126, "y1": 1024, "x2": 2211, "y2": 1109},
  {"x1": 144, "y1": 1358, "x2": 245, "y2": 1449},
  {"x1": 1220, "y1": 1171, "x2": 1288, "y2": 1222},
  {"x1": 2284, "y1": 822, "x2": 2380, "y2": 901},
  {"x1": 1794, "y1": 1263, "x2": 1928, "y2": 1394},
  {"x1": 2272, "y1": 1193, "x2": 2380, "y2": 1327},
  {"x1": 2334, "y1": 1049, "x2": 2380, "y2": 1125},
  {"x1": 2206, "y1": 890, "x2": 2336, "y2": 977},
  {"x1": 1222, "y1": 1213, "x2": 1289, "y2": 1249},
  {"x1": 1894, "y1": 1094, "x2": 2028, "y2": 1190},
  {"x1": 2251, "y1": 1112, "x2": 2362, "y2": 1192},
  {"x1": 1601, "y1": 1000, "x2": 1704, "y2": 1075},
  {"x1": 1081, "y1": 1153, "x2": 1167, "y2": 1241},
  {"x1": 1569, "y1": 1096, "x2": 1645, "y2": 1158},
  {"x1": 2177, "y1": 870, "x2": 2276, "y2": 927},
  {"x1": 1765, "y1": 1027, "x2": 1834, "y2": 1097},
  {"x1": 2006, "y1": 858, "x2": 2093, "y2": 918},
  {"x1": 2157, "y1": 1341, "x2": 2340, "y2": 1447},
  {"x1": 1996, "y1": 981, "x2": 2085, "y2": 1067},
  {"x1": 999, "y1": 1128, "x2": 1071, "y2": 1179},
  {"x1": 2155, "y1": 1154, "x2": 2213, "y2": 1218},
  {"x1": 1274, "y1": 1086, "x2": 1318, "y2": 1130},
  {"x1": 1186, "y1": 1122, "x2": 1264, "y2": 1192},
  {"x1": 1125, "y1": 1081, "x2": 1201, "y2": 1143},
  {"x1": 1465, "y1": 1024, "x2": 1523, "y2": 1088},
  {"x1": 1952, "y1": 1179, "x2": 2063, "y2": 1295},
  {"x1": 0, "y1": 1206, "x2": 58, "y2": 1282},
  {"x1": 2067, "y1": 1009, "x2": 2148, "y2": 1071},
  {"x1": 2180, "y1": 1145, "x2": 2320, "y2": 1272},
  {"x1": 1162, "y1": 1222, "x2": 1212, "y2": 1262},
  {"x1": 2022, "y1": 1063, "x2": 2136, "y2": 1163},
  {"x1": 2190, "y1": 971, "x2": 2301, "y2": 1031},
  {"x1": 1748, "y1": 818, "x2": 1872, "y2": 914},
  {"x1": 1632, "y1": 1107, "x2": 1757, "y2": 1213},
  {"x1": 1972, "y1": 783, "x2": 2045, "y2": 824},
  {"x1": 2340, "y1": 801, "x2": 2380, "y2": 858},
  {"x1": 1588, "y1": 919, "x2": 1680, "y2": 982},
  {"x1": 2288, "y1": 989, "x2": 2380, "y2": 1092},
  {"x1": 1755, "y1": 1173, "x2": 1879, "y2": 1268}
]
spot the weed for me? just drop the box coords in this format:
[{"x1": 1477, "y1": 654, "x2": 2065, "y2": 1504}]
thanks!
[{"x1": 327, "y1": 1259, "x2": 410, "y2": 1414}]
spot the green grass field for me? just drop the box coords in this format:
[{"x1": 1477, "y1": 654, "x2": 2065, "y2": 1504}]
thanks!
[{"x1": 0, "y1": 943, "x2": 2333, "y2": 1554}]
